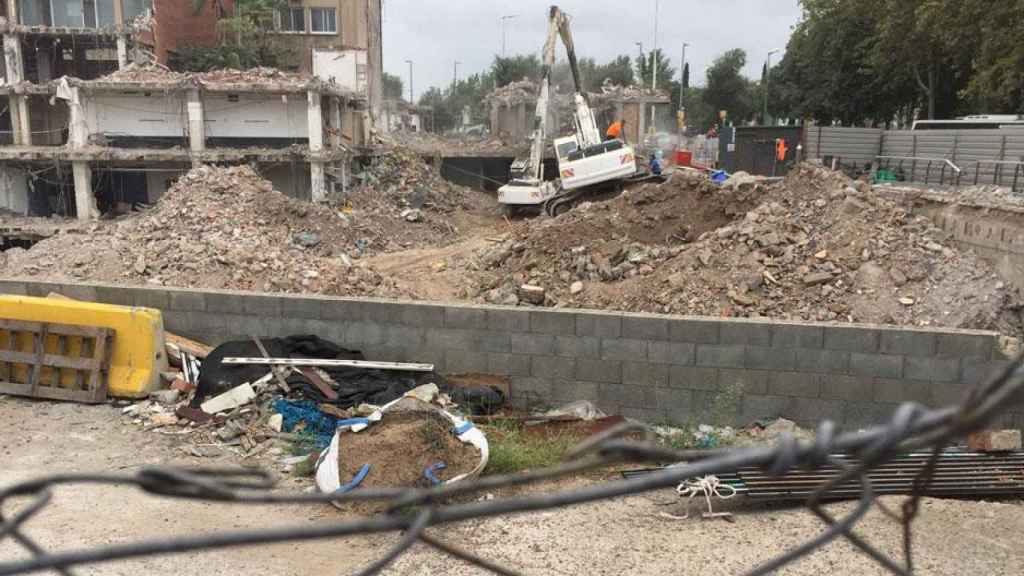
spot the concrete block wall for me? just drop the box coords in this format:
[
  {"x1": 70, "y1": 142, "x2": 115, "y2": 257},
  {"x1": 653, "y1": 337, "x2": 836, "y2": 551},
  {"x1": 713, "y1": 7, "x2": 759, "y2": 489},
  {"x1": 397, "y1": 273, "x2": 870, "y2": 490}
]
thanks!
[{"x1": 1, "y1": 280, "x2": 1019, "y2": 430}]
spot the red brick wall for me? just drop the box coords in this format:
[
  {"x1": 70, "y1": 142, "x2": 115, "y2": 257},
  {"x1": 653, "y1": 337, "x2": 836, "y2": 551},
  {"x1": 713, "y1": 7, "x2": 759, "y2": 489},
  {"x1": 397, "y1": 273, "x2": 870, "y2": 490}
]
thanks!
[{"x1": 149, "y1": 0, "x2": 235, "y2": 65}]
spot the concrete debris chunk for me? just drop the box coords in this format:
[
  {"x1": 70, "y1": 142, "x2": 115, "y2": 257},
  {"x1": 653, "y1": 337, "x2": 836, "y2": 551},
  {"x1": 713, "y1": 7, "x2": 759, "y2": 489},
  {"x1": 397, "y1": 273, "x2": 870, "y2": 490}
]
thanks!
[
  {"x1": 968, "y1": 430, "x2": 1022, "y2": 452},
  {"x1": 200, "y1": 383, "x2": 257, "y2": 415},
  {"x1": 518, "y1": 284, "x2": 546, "y2": 306}
]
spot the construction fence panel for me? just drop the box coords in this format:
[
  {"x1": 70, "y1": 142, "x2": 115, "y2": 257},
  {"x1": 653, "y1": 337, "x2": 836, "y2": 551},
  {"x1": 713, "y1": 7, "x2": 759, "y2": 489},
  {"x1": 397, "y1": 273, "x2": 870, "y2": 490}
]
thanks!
[{"x1": 806, "y1": 126, "x2": 883, "y2": 168}]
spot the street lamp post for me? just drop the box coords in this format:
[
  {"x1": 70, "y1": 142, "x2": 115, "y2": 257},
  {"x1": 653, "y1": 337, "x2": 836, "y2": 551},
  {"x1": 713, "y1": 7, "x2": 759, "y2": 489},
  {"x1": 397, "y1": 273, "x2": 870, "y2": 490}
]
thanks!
[
  {"x1": 501, "y1": 15, "x2": 518, "y2": 57},
  {"x1": 679, "y1": 42, "x2": 689, "y2": 111},
  {"x1": 763, "y1": 49, "x2": 780, "y2": 126},
  {"x1": 652, "y1": 0, "x2": 659, "y2": 93},
  {"x1": 405, "y1": 59, "x2": 414, "y2": 104},
  {"x1": 453, "y1": 61, "x2": 460, "y2": 92},
  {"x1": 635, "y1": 41, "x2": 644, "y2": 77}
]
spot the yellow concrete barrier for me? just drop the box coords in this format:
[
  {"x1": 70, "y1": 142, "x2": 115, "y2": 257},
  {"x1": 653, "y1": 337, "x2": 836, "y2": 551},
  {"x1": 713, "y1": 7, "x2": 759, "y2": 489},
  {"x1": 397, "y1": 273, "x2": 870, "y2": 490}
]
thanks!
[{"x1": 0, "y1": 295, "x2": 167, "y2": 398}]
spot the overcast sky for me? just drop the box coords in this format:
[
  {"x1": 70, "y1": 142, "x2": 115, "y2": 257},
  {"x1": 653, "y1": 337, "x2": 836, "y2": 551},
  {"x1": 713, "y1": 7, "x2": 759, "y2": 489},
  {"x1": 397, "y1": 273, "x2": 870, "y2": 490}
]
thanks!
[{"x1": 382, "y1": 0, "x2": 803, "y2": 100}]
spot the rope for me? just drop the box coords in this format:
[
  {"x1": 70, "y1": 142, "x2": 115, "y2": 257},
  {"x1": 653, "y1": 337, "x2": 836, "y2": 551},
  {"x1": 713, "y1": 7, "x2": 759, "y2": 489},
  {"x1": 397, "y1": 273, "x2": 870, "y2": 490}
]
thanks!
[{"x1": 659, "y1": 474, "x2": 737, "y2": 520}]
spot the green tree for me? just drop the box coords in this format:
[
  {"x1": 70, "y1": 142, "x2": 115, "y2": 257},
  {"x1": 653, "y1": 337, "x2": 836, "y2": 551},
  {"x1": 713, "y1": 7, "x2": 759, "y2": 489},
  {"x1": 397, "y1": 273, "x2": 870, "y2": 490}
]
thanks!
[
  {"x1": 491, "y1": 55, "x2": 541, "y2": 88},
  {"x1": 702, "y1": 49, "x2": 755, "y2": 125},
  {"x1": 383, "y1": 73, "x2": 405, "y2": 101},
  {"x1": 175, "y1": 0, "x2": 292, "y2": 71},
  {"x1": 635, "y1": 49, "x2": 676, "y2": 91}
]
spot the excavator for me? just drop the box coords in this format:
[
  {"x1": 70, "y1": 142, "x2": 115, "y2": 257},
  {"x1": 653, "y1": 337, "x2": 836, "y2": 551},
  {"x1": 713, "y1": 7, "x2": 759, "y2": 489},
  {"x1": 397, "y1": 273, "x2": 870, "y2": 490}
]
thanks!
[{"x1": 497, "y1": 6, "x2": 639, "y2": 217}]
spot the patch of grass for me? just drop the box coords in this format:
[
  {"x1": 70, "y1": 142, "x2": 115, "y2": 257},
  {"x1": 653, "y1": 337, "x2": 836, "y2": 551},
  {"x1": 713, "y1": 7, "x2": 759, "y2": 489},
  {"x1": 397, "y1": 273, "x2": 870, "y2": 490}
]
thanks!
[
  {"x1": 712, "y1": 380, "x2": 745, "y2": 427},
  {"x1": 289, "y1": 430, "x2": 319, "y2": 456},
  {"x1": 292, "y1": 456, "x2": 317, "y2": 477},
  {"x1": 481, "y1": 421, "x2": 577, "y2": 475},
  {"x1": 418, "y1": 418, "x2": 449, "y2": 452}
]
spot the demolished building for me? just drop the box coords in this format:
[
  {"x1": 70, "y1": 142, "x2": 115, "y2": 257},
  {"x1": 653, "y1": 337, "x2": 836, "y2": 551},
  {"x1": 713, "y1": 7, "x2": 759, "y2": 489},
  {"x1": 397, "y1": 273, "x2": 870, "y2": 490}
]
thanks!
[
  {"x1": 487, "y1": 80, "x2": 673, "y2": 146},
  {"x1": 0, "y1": 2, "x2": 368, "y2": 219}
]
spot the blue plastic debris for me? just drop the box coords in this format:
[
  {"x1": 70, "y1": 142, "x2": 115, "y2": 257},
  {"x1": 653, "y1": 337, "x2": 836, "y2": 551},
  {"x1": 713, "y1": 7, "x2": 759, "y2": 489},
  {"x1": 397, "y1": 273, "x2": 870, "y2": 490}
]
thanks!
[
  {"x1": 273, "y1": 399, "x2": 341, "y2": 449},
  {"x1": 423, "y1": 462, "x2": 448, "y2": 485},
  {"x1": 711, "y1": 170, "x2": 729, "y2": 183},
  {"x1": 337, "y1": 464, "x2": 371, "y2": 494}
]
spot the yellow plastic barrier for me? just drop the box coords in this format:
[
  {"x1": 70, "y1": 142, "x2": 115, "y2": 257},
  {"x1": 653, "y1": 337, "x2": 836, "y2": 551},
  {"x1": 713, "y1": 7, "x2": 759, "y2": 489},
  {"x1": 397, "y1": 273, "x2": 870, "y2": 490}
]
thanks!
[{"x1": 0, "y1": 295, "x2": 167, "y2": 398}]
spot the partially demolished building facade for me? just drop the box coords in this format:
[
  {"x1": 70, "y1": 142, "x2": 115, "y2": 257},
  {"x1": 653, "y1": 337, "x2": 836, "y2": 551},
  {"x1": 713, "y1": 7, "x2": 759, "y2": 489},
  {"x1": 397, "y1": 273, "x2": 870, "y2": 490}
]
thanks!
[{"x1": 0, "y1": 1, "x2": 370, "y2": 219}]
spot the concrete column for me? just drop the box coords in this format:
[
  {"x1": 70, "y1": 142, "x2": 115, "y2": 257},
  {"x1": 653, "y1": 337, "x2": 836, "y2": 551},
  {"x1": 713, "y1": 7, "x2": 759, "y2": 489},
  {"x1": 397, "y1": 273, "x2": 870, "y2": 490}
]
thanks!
[
  {"x1": 113, "y1": 0, "x2": 124, "y2": 27},
  {"x1": 67, "y1": 87, "x2": 97, "y2": 220},
  {"x1": 186, "y1": 89, "x2": 205, "y2": 158},
  {"x1": 3, "y1": 34, "x2": 30, "y2": 145},
  {"x1": 307, "y1": 91, "x2": 327, "y2": 202},
  {"x1": 72, "y1": 162, "x2": 98, "y2": 221},
  {"x1": 329, "y1": 96, "x2": 342, "y2": 149},
  {"x1": 310, "y1": 161, "x2": 327, "y2": 203},
  {"x1": 307, "y1": 91, "x2": 325, "y2": 151},
  {"x1": 5, "y1": 0, "x2": 17, "y2": 23},
  {"x1": 68, "y1": 88, "x2": 89, "y2": 147},
  {"x1": 116, "y1": 36, "x2": 128, "y2": 69},
  {"x1": 637, "y1": 103, "x2": 647, "y2": 143}
]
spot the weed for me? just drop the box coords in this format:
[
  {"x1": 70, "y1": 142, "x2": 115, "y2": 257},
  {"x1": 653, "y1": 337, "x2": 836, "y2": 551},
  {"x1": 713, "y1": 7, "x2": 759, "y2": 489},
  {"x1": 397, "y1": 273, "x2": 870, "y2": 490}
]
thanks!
[
  {"x1": 481, "y1": 421, "x2": 577, "y2": 475},
  {"x1": 711, "y1": 380, "x2": 745, "y2": 427},
  {"x1": 289, "y1": 430, "x2": 319, "y2": 456},
  {"x1": 292, "y1": 456, "x2": 316, "y2": 477},
  {"x1": 418, "y1": 419, "x2": 449, "y2": 452}
]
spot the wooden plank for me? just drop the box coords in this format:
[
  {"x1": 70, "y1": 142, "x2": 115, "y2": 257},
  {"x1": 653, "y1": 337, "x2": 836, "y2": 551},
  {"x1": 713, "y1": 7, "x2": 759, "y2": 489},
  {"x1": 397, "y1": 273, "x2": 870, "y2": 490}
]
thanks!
[
  {"x1": 89, "y1": 331, "x2": 111, "y2": 401},
  {"x1": 0, "y1": 318, "x2": 106, "y2": 338},
  {"x1": 220, "y1": 357, "x2": 435, "y2": 372},
  {"x1": 296, "y1": 367, "x2": 339, "y2": 401},
  {"x1": 252, "y1": 336, "x2": 291, "y2": 394},
  {"x1": 165, "y1": 332, "x2": 213, "y2": 360},
  {"x1": 54, "y1": 334, "x2": 66, "y2": 388},
  {"x1": 0, "y1": 380, "x2": 105, "y2": 404},
  {"x1": 0, "y1": 350, "x2": 101, "y2": 371},
  {"x1": 27, "y1": 323, "x2": 47, "y2": 397}
]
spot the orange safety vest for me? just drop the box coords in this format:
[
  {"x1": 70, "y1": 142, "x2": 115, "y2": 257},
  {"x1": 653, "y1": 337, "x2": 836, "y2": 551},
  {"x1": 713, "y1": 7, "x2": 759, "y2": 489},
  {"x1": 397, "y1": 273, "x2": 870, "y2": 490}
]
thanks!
[{"x1": 607, "y1": 121, "x2": 623, "y2": 139}]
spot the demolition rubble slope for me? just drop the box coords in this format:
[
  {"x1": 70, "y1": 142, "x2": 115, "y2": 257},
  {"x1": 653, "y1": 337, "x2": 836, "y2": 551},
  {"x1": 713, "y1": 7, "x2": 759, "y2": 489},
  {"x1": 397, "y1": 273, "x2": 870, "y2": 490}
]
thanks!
[
  {"x1": 2, "y1": 159, "x2": 486, "y2": 297},
  {"x1": 474, "y1": 165, "x2": 1021, "y2": 335}
]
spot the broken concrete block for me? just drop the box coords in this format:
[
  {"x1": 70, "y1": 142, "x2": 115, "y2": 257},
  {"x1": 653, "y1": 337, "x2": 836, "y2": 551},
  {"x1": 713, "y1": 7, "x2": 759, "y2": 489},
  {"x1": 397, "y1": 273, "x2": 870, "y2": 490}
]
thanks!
[
  {"x1": 268, "y1": 413, "x2": 284, "y2": 433},
  {"x1": 803, "y1": 272, "x2": 834, "y2": 286},
  {"x1": 150, "y1": 389, "x2": 181, "y2": 405},
  {"x1": 570, "y1": 281, "x2": 584, "y2": 295},
  {"x1": 968, "y1": 430, "x2": 1022, "y2": 452},
  {"x1": 200, "y1": 383, "x2": 257, "y2": 414},
  {"x1": 148, "y1": 413, "x2": 179, "y2": 427},
  {"x1": 518, "y1": 284, "x2": 546, "y2": 305}
]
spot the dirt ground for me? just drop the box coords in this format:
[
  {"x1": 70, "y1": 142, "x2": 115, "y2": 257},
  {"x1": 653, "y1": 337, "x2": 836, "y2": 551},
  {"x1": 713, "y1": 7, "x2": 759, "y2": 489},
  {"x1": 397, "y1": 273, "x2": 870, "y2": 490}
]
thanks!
[{"x1": 2, "y1": 395, "x2": 1021, "y2": 576}]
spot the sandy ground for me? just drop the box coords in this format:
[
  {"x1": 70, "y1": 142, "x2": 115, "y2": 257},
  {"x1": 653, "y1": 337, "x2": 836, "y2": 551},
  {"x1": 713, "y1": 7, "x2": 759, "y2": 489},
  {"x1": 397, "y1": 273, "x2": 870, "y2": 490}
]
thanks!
[{"x1": 1, "y1": 395, "x2": 1022, "y2": 576}]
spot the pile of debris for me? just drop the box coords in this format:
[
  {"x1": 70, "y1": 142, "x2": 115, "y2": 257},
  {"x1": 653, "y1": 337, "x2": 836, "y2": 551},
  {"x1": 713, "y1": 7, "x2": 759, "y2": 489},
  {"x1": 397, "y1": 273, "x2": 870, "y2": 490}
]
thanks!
[
  {"x1": 595, "y1": 81, "x2": 671, "y2": 102},
  {"x1": 93, "y1": 65, "x2": 337, "y2": 92},
  {"x1": 484, "y1": 80, "x2": 538, "y2": 106},
  {"x1": 474, "y1": 164, "x2": 1022, "y2": 335},
  {"x1": 97, "y1": 62, "x2": 186, "y2": 84},
  {"x1": 472, "y1": 170, "x2": 762, "y2": 306},
  {"x1": 125, "y1": 333, "x2": 494, "y2": 489},
  {"x1": 346, "y1": 145, "x2": 480, "y2": 219},
  {"x1": 1, "y1": 164, "x2": 467, "y2": 297}
]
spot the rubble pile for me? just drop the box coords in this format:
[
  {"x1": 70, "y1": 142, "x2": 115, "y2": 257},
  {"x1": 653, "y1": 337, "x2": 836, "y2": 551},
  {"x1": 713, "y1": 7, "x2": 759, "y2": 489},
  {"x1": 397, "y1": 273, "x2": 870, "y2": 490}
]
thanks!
[
  {"x1": 98, "y1": 62, "x2": 186, "y2": 83},
  {"x1": 475, "y1": 164, "x2": 1023, "y2": 335},
  {"x1": 196, "y1": 67, "x2": 311, "y2": 86},
  {"x1": 385, "y1": 132, "x2": 524, "y2": 157},
  {"x1": 473, "y1": 171, "x2": 761, "y2": 305},
  {"x1": 1, "y1": 165, "x2": 468, "y2": 297},
  {"x1": 346, "y1": 145, "x2": 480, "y2": 218},
  {"x1": 484, "y1": 80, "x2": 538, "y2": 106},
  {"x1": 595, "y1": 80, "x2": 671, "y2": 102}
]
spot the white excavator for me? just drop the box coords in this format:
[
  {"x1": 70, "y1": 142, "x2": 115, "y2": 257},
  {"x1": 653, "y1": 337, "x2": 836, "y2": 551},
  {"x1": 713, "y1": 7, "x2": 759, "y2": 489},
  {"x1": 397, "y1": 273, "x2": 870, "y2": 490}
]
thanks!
[{"x1": 498, "y1": 6, "x2": 639, "y2": 217}]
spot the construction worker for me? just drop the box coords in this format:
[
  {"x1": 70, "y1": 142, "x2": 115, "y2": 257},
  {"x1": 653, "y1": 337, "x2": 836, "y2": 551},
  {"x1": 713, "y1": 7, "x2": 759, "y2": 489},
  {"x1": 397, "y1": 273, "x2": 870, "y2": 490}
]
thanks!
[{"x1": 606, "y1": 118, "x2": 626, "y2": 141}]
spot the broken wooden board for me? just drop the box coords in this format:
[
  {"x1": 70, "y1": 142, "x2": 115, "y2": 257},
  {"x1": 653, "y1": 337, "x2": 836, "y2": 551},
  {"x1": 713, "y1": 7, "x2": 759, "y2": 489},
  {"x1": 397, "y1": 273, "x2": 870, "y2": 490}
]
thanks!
[{"x1": 0, "y1": 319, "x2": 114, "y2": 403}]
